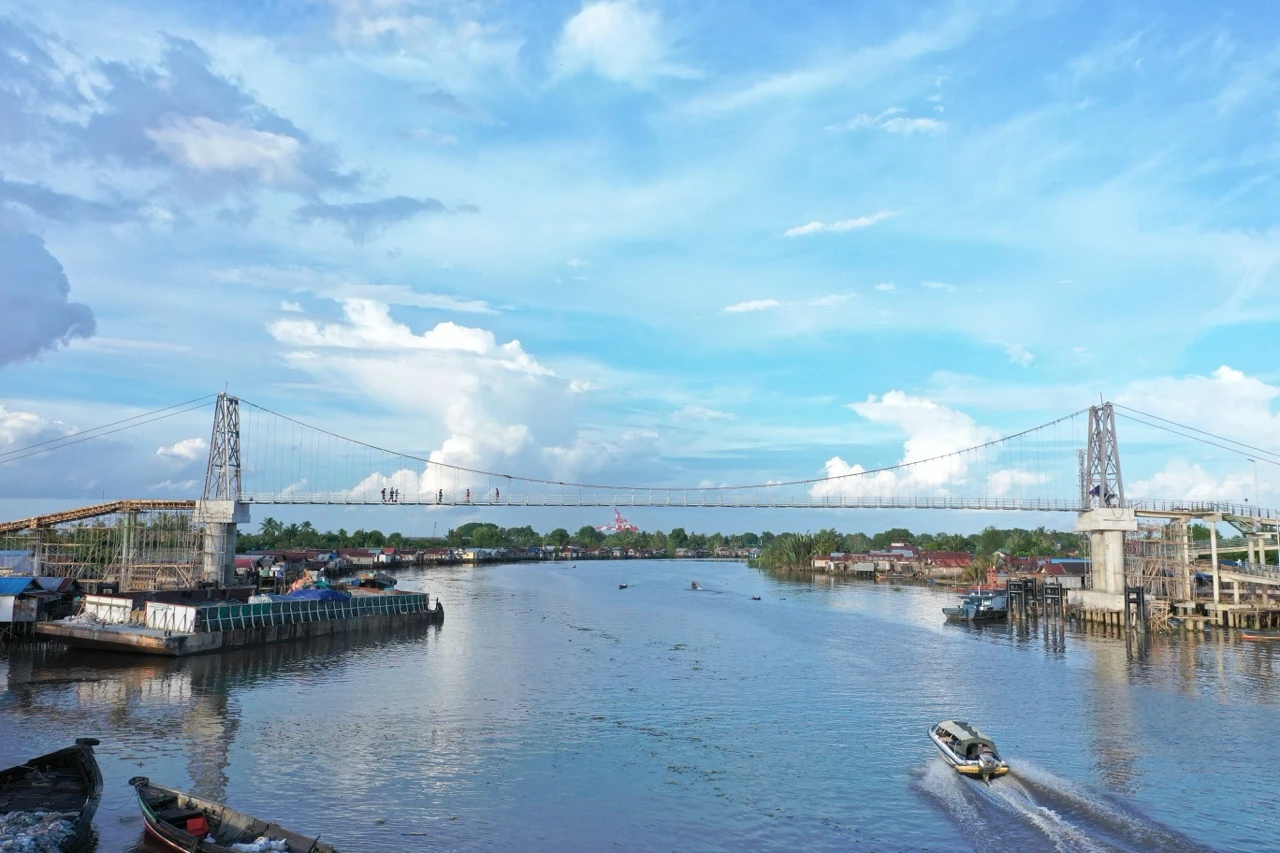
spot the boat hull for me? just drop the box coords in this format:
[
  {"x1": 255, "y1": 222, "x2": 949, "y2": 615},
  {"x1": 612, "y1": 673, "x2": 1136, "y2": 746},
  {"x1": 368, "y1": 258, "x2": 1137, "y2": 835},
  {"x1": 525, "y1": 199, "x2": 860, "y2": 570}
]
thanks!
[
  {"x1": 1242, "y1": 630, "x2": 1280, "y2": 642},
  {"x1": 928, "y1": 726, "x2": 1010, "y2": 781},
  {"x1": 130, "y1": 778, "x2": 338, "y2": 853},
  {"x1": 0, "y1": 738, "x2": 102, "y2": 851}
]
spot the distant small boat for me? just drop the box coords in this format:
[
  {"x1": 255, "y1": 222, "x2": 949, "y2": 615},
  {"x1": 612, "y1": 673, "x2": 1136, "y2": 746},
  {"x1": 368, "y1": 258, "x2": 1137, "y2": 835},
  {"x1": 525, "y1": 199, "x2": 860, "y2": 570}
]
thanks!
[
  {"x1": 618, "y1": 583, "x2": 629, "y2": 589},
  {"x1": 943, "y1": 590, "x2": 1007, "y2": 623},
  {"x1": 0, "y1": 738, "x2": 102, "y2": 851},
  {"x1": 129, "y1": 777, "x2": 339, "y2": 852},
  {"x1": 1242, "y1": 629, "x2": 1280, "y2": 642},
  {"x1": 928, "y1": 721, "x2": 1009, "y2": 784},
  {"x1": 691, "y1": 581, "x2": 701, "y2": 590},
  {"x1": 751, "y1": 596, "x2": 761, "y2": 601}
]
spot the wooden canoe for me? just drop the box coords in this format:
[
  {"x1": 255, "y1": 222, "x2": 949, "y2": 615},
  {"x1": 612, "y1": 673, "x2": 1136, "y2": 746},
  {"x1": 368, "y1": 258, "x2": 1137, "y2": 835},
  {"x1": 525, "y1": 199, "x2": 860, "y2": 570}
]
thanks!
[
  {"x1": 129, "y1": 777, "x2": 339, "y2": 853},
  {"x1": 0, "y1": 738, "x2": 103, "y2": 851}
]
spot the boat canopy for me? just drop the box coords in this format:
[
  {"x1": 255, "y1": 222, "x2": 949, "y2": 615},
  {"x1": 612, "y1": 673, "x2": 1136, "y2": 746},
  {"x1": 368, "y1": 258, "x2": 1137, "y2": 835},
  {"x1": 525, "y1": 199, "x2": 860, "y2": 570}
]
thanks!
[{"x1": 935, "y1": 720, "x2": 998, "y2": 757}]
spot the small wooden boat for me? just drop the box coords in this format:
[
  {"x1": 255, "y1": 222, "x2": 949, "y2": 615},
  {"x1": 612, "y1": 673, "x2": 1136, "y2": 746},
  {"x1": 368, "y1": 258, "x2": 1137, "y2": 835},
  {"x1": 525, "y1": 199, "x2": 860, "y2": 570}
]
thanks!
[
  {"x1": 129, "y1": 777, "x2": 339, "y2": 852},
  {"x1": 928, "y1": 721, "x2": 1009, "y2": 784},
  {"x1": 618, "y1": 583, "x2": 629, "y2": 589},
  {"x1": 0, "y1": 738, "x2": 102, "y2": 851},
  {"x1": 1242, "y1": 629, "x2": 1280, "y2": 642},
  {"x1": 751, "y1": 596, "x2": 761, "y2": 601}
]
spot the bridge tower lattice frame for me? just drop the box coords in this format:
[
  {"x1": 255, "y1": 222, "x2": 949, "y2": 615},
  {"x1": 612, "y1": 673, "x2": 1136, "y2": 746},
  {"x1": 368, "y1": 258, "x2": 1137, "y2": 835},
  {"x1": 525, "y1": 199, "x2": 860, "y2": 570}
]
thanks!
[
  {"x1": 1083, "y1": 401, "x2": 1125, "y2": 508},
  {"x1": 203, "y1": 393, "x2": 242, "y2": 503}
]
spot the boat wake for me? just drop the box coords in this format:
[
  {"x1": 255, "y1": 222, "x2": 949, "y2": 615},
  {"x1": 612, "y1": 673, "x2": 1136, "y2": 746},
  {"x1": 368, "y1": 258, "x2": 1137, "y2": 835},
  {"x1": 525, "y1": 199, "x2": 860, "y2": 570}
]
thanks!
[{"x1": 914, "y1": 758, "x2": 1210, "y2": 853}]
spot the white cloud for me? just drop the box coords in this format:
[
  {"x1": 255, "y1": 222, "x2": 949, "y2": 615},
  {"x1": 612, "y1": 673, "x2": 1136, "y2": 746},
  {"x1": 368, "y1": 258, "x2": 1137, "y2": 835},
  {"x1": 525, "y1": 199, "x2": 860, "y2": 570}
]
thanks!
[
  {"x1": 1116, "y1": 365, "x2": 1280, "y2": 448},
  {"x1": 146, "y1": 117, "x2": 304, "y2": 186},
  {"x1": 832, "y1": 108, "x2": 946, "y2": 135},
  {"x1": 811, "y1": 391, "x2": 1004, "y2": 499},
  {"x1": 991, "y1": 340, "x2": 1035, "y2": 367},
  {"x1": 0, "y1": 405, "x2": 55, "y2": 446},
  {"x1": 922, "y1": 281, "x2": 954, "y2": 291},
  {"x1": 155, "y1": 437, "x2": 207, "y2": 461},
  {"x1": 875, "y1": 282, "x2": 896, "y2": 293},
  {"x1": 808, "y1": 293, "x2": 854, "y2": 306},
  {"x1": 221, "y1": 267, "x2": 497, "y2": 314},
  {"x1": 150, "y1": 478, "x2": 198, "y2": 492},
  {"x1": 567, "y1": 258, "x2": 590, "y2": 268},
  {"x1": 407, "y1": 126, "x2": 459, "y2": 145},
  {"x1": 723, "y1": 298, "x2": 780, "y2": 313},
  {"x1": 265, "y1": 298, "x2": 660, "y2": 492},
  {"x1": 280, "y1": 301, "x2": 303, "y2": 313},
  {"x1": 672, "y1": 405, "x2": 734, "y2": 423},
  {"x1": 1129, "y1": 459, "x2": 1260, "y2": 502},
  {"x1": 553, "y1": 0, "x2": 692, "y2": 85},
  {"x1": 783, "y1": 211, "x2": 895, "y2": 237}
]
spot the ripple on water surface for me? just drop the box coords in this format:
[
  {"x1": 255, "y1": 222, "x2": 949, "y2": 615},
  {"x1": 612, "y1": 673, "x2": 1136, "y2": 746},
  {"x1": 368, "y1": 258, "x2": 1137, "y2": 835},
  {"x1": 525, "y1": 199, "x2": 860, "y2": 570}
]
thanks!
[{"x1": 3, "y1": 560, "x2": 1279, "y2": 851}]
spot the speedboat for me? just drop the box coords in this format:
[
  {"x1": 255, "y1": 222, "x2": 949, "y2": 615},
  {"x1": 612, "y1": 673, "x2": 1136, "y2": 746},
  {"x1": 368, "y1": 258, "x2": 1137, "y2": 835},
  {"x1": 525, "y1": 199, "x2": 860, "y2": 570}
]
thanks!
[
  {"x1": 691, "y1": 581, "x2": 700, "y2": 590},
  {"x1": 942, "y1": 591, "x2": 1007, "y2": 623},
  {"x1": 928, "y1": 721, "x2": 1009, "y2": 783},
  {"x1": 618, "y1": 583, "x2": 629, "y2": 589}
]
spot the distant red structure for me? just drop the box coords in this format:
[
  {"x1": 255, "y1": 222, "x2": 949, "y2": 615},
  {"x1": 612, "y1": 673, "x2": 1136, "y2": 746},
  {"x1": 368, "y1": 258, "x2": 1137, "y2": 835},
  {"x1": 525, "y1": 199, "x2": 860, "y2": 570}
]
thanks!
[{"x1": 596, "y1": 509, "x2": 639, "y2": 534}]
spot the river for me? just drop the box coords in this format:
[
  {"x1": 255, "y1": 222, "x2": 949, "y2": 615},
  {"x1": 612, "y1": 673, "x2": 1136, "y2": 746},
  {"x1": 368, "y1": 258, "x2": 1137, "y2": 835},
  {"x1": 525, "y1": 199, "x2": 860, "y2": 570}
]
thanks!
[{"x1": 3, "y1": 559, "x2": 1278, "y2": 852}]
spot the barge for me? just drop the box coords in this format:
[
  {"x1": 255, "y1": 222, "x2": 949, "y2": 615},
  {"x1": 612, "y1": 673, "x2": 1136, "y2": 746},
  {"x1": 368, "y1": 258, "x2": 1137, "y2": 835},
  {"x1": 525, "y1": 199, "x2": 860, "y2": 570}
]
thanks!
[{"x1": 35, "y1": 588, "x2": 442, "y2": 657}]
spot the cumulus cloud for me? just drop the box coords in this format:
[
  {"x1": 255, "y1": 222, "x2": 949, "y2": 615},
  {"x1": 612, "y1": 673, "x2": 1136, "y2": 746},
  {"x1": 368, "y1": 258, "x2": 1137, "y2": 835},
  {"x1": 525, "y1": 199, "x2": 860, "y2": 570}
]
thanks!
[
  {"x1": 723, "y1": 299, "x2": 780, "y2": 313},
  {"x1": 553, "y1": 0, "x2": 692, "y2": 85},
  {"x1": 0, "y1": 228, "x2": 96, "y2": 367},
  {"x1": 1129, "y1": 459, "x2": 1260, "y2": 503},
  {"x1": 831, "y1": 108, "x2": 945, "y2": 135},
  {"x1": 265, "y1": 297, "x2": 660, "y2": 493},
  {"x1": 156, "y1": 437, "x2": 207, "y2": 461},
  {"x1": 293, "y1": 196, "x2": 476, "y2": 242},
  {"x1": 783, "y1": 211, "x2": 895, "y2": 237},
  {"x1": 811, "y1": 392, "x2": 1005, "y2": 499},
  {"x1": 875, "y1": 282, "x2": 896, "y2": 293}
]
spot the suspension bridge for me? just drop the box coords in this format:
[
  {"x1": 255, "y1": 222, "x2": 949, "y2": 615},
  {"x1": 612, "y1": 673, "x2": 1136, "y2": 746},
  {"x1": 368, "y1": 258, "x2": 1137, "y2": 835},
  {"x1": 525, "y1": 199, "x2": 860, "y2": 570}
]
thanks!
[{"x1": 1, "y1": 392, "x2": 1278, "y2": 610}]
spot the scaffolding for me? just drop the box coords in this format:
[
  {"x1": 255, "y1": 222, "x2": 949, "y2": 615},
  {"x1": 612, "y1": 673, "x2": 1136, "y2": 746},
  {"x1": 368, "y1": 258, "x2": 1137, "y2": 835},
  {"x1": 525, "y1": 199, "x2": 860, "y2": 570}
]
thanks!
[
  {"x1": 1124, "y1": 519, "x2": 1194, "y2": 601},
  {"x1": 0, "y1": 507, "x2": 202, "y2": 591}
]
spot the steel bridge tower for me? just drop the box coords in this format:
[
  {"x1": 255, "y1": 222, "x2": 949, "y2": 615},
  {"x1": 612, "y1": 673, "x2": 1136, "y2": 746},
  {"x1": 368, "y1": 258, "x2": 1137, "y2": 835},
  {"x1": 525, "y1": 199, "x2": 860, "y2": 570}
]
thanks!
[
  {"x1": 1076, "y1": 402, "x2": 1136, "y2": 601},
  {"x1": 195, "y1": 393, "x2": 249, "y2": 586}
]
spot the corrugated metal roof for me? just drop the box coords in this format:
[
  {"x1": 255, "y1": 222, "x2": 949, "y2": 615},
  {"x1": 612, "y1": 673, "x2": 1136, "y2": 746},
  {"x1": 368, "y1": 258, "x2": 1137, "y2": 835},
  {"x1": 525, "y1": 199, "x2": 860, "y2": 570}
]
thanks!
[{"x1": 0, "y1": 577, "x2": 36, "y2": 596}]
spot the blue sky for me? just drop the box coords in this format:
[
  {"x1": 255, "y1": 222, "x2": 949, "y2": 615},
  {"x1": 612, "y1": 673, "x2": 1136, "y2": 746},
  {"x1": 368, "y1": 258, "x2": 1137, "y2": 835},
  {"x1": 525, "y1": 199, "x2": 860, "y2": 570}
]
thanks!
[{"x1": 2, "y1": 0, "x2": 1279, "y2": 535}]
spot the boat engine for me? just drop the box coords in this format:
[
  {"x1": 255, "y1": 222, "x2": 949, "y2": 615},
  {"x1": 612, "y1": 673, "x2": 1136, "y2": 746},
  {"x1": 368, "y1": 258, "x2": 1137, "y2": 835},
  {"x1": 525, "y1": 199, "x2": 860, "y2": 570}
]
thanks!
[{"x1": 977, "y1": 752, "x2": 998, "y2": 783}]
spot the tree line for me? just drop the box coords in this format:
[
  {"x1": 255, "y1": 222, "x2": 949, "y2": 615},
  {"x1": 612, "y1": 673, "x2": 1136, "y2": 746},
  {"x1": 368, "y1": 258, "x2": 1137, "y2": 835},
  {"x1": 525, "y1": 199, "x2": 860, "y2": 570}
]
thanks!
[
  {"x1": 754, "y1": 526, "x2": 1086, "y2": 571},
  {"x1": 238, "y1": 517, "x2": 1084, "y2": 560}
]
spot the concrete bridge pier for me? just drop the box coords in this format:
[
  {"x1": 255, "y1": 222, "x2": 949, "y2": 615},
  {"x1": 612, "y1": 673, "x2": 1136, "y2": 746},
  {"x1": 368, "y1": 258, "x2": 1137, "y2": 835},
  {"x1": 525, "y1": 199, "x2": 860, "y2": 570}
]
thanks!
[
  {"x1": 194, "y1": 501, "x2": 250, "y2": 587},
  {"x1": 1071, "y1": 508, "x2": 1138, "y2": 610}
]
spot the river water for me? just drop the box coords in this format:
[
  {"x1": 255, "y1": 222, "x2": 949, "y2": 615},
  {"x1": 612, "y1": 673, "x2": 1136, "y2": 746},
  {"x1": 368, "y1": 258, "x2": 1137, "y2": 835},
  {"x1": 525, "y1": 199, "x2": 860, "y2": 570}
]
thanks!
[{"x1": 3, "y1": 559, "x2": 1278, "y2": 852}]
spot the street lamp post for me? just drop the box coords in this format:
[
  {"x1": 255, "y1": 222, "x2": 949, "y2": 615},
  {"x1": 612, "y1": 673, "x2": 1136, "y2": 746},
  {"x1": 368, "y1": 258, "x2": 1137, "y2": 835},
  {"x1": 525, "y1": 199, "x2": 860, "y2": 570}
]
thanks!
[{"x1": 1247, "y1": 458, "x2": 1259, "y2": 507}]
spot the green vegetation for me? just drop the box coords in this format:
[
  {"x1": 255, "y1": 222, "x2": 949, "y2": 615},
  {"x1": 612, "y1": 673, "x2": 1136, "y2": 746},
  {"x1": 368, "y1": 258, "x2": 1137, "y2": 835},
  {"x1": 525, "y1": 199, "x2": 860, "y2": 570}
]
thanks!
[
  {"x1": 238, "y1": 517, "x2": 1083, "y2": 565},
  {"x1": 756, "y1": 525, "x2": 1085, "y2": 571}
]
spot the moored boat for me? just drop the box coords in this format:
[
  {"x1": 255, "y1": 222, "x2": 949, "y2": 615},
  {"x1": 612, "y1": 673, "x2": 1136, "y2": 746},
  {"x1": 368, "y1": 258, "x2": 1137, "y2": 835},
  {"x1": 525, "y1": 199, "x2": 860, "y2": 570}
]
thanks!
[
  {"x1": 0, "y1": 738, "x2": 102, "y2": 851},
  {"x1": 942, "y1": 591, "x2": 1007, "y2": 623},
  {"x1": 1242, "y1": 629, "x2": 1280, "y2": 642},
  {"x1": 928, "y1": 721, "x2": 1009, "y2": 783},
  {"x1": 129, "y1": 777, "x2": 339, "y2": 852}
]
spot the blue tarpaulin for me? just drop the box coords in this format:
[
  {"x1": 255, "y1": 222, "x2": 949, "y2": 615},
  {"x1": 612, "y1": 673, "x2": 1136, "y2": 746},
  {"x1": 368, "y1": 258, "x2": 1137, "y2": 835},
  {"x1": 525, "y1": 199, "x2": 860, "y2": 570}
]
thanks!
[{"x1": 279, "y1": 588, "x2": 351, "y2": 602}]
